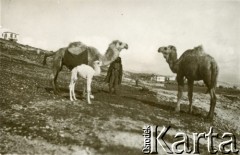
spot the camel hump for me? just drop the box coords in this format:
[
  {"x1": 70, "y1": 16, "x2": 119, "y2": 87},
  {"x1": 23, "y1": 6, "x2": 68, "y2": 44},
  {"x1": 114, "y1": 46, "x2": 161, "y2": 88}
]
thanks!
[
  {"x1": 178, "y1": 45, "x2": 205, "y2": 61},
  {"x1": 194, "y1": 45, "x2": 204, "y2": 52},
  {"x1": 186, "y1": 45, "x2": 205, "y2": 56},
  {"x1": 87, "y1": 46, "x2": 103, "y2": 62},
  {"x1": 67, "y1": 41, "x2": 88, "y2": 55}
]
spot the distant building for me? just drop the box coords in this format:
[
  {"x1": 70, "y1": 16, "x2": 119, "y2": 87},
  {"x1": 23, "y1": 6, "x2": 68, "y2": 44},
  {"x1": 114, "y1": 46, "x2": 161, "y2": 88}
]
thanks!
[
  {"x1": 2, "y1": 31, "x2": 19, "y2": 42},
  {"x1": 151, "y1": 74, "x2": 165, "y2": 82},
  {"x1": 165, "y1": 76, "x2": 176, "y2": 82},
  {"x1": 151, "y1": 74, "x2": 175, "y2": 83}
]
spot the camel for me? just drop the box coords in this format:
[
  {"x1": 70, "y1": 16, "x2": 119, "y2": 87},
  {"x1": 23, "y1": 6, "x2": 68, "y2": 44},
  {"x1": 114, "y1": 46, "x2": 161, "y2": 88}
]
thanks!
[
  {"x1": 43, "y1": 40, "x2": 128, "y2": 94},
  {"x1": 158, "y1": 45, "x2": 218, "y2": 120},
  {"x1": 69, "y1": 60, "x2": 102, "y2": 104}
]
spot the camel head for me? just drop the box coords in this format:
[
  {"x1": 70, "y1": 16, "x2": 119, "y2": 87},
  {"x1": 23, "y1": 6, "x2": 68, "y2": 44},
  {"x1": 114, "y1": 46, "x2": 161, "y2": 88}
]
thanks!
[
  {"x1": 110, "y1": 40, "x2": 128, "y2": 51},
  {"x1": 93, "y1": 60, "x2": 102, "y2": 67},
  {"x1": 158, "y1": 45, "x2": 177, "y2": 63},
  {"x1": 102, "y1": 40, "x2": 128, "y2": 66}
]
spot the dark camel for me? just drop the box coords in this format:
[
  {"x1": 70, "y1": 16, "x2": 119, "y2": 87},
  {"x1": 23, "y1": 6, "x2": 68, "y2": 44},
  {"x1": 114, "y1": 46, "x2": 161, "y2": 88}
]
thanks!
[{"x1": 158, "y1": 45, "x2": 218, "y2": 120}]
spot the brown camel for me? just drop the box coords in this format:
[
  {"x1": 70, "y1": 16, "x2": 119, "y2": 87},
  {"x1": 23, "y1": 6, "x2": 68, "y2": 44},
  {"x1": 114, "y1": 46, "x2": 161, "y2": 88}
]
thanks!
[
  {"x1": 158, "y1": 45, "x2": 218, "y2": 120},
  {"x1": 43, "y1": 40, "x2": 128, "y2": 94}
]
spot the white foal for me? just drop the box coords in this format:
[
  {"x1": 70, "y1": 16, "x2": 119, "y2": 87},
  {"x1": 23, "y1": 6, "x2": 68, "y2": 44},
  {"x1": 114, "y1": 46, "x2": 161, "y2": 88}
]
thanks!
[{"x1": 69, "y1": 60, "x2": 102, "y2": 104}]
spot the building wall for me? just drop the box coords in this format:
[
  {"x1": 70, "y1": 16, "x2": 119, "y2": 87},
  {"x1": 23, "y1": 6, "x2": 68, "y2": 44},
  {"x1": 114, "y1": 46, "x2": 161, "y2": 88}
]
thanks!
[
  {"x1": 151, "y1": 75, "x2": 165, "y2": 82},
  {"x1": 2, "y1": 32, "x2": 18, "y2": 41},
  {"x1": 151, "y1": 75, "x2": 176, "y2": 83},
  {"x1": 157, "y1": 76, "x2": 165, "y2": 82}
]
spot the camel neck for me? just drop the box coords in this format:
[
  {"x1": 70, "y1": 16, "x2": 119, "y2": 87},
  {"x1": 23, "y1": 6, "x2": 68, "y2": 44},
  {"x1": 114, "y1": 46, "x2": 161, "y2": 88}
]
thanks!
[
  {"x1": 93, "y1": 65, "x2": 101, "y2": 76},
  {"x1": 166, "y1": 50, "x2": 179, "y2": 73},
  {"x1": 102, "y1": 46, "x2": 120, "y2": 66},
  {"x1": 168, "y1": 59, "x2": 179, "y2": 73}
]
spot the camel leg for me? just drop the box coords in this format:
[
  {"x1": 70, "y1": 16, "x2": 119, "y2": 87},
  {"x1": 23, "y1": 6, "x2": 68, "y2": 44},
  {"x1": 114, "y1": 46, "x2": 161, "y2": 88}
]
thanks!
[
  {"x1": 51, "y1": 69, "x2": 60, "y2": 94},
  {"x1": 207, "y1": 88, "x2": 217, "y2": 120},
  {"x1": 203, "y1": 77, "x2": 216, "y2": 120},
  {"x1": 69, "y1": 78, "x2": 77, "y2": 101},
  {"x1": 69, "y1": 82, "x2": 74, "y2": 101},
  {"x1": 82, "y1": 80, "x2": 86, "y2": 98},
  {"x1": 187, "y1": 80, "x2": 194, "y2": 113},
  {"x1": 69, "y1": 86, "x2": 71, "y2": 101},
  {"x1": 90, "y1": 92, "x2": 94, "y2": 99},
  {"x1": 176, "y1": 85, "x2": 183, "y2": 112},
  {"x1": 56, "y1": 64, "x2": 63, "y2": 92},
  {"x1": 50, "y1": 50, "x2": 64, "y2": 94},
  {"x1": 72, "y1": 81, "x2": 77, "y2": 100},
  {"x1": 176, "y1": 76, "x2": 184, "y2": 112},
  {"x1": 86, "y1": 78, "x2": 92, "y2": 104},
  {"x1": 51, "y1": 59, "x2": 63, "y2": 94}
]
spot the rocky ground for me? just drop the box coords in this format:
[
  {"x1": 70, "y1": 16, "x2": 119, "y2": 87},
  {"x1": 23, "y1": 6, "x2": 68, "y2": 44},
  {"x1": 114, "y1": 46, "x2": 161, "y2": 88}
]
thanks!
[{"x1": 0, "y1": 47, "x2": 239, "y2": 155}]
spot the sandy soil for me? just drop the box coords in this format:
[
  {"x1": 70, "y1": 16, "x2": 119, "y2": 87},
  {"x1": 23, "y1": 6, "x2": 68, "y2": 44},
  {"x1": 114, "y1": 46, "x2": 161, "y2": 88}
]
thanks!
[{"x1": 0, "y1": 47, "x2": 239, "y2": 155}]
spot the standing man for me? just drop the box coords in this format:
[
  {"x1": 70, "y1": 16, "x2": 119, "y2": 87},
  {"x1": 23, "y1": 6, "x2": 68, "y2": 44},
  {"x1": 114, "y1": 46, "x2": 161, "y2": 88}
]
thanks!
[{"x1": 105, "y1": 57, "x2": 123, "y2": 94}]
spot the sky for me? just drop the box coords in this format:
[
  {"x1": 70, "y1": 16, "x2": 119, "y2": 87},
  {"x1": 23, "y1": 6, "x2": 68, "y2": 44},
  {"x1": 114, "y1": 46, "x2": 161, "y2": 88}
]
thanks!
[{"x1": 1, "y1": 0, "x2": 240, "y2": 85}]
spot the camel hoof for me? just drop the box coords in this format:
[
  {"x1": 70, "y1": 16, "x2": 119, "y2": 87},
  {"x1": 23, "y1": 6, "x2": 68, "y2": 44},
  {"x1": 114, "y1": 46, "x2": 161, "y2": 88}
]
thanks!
[
  {"x1": 188, "y1": 109, "x2": 192, "y2": 114},
  {"x1": 175, "y1": 107, "x2": 180, "y2": 112},
  {"x1": 90, "y1": 95, "x2": 94, "y2": 99},
  {"x1": 204, "y1": 116, "x2": 213, "y2": 122},
  {"x1": 54, "y1": 91, "x2": 60, "y2": 95},
  {"x1": 205, "y1": 114, "x2": 214, "y2": 121},
  {"x1": 54, "y1": 88, "x2": 61, "y2": 94}
]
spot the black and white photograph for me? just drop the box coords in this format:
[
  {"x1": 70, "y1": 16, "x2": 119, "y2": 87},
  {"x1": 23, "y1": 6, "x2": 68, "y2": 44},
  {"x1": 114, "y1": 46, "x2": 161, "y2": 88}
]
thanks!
[{"x1": 0, "y1": 0, "x2": 239, "y2": 154}]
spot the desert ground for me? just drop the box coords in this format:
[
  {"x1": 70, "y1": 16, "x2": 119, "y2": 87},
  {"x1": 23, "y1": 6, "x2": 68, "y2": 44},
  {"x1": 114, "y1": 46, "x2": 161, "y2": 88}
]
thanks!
[{"x1": 0, "y1": 40, "x2": 239, "y2": 155}]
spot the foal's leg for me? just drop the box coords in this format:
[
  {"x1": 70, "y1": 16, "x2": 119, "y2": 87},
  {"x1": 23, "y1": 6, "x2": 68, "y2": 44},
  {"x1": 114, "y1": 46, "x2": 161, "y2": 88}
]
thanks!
[
  {"x1": 69, "y1": 82, "x2": 74, "y2": 101},
  {"x1": 90, "y1": 94, "x2": 94, "y2": 99},
  {"x1": 187, "y1": 80, "x2": 194, "y2": 113},
  {"x1": 72, "y1": 81, "x2": 77, "y2": 100},
  {"x1": 83, "y1": 79, "x2": 94, "y2": 99},
  {"x1": 86, "y1": 78, "x2": 92, "y2": 104},
  {"x1": 90, "y1": 79, "x2": 94, "y2": 99},
  {"x1": 82, "y1": 80, "x2": 86, "y2": 98}
]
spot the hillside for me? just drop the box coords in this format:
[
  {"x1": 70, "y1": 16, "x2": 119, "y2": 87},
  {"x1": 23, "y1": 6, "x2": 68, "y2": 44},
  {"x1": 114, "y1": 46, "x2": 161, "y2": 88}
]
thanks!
[{"x1": 0, "y1": 40, "x2": 239, "y2": 154}]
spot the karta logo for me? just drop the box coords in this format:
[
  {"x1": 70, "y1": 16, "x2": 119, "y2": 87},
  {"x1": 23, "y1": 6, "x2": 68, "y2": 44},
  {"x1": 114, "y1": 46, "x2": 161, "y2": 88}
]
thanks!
[{"x1": 142, "y1": 126, "x2": 239, "y2": 154}]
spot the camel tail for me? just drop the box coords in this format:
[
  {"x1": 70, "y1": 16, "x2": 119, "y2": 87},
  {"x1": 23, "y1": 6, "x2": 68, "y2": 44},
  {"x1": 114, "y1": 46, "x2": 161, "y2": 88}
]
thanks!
[
  {"x1": 210, "y1": 61, "x2": 218, "y2": 89},
  {"x1": 205, "y1": 60, "x2": 218, "y2": 94},
  {"x1": 42, "y1": 51, "x2": 55, "y2": 65}
]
